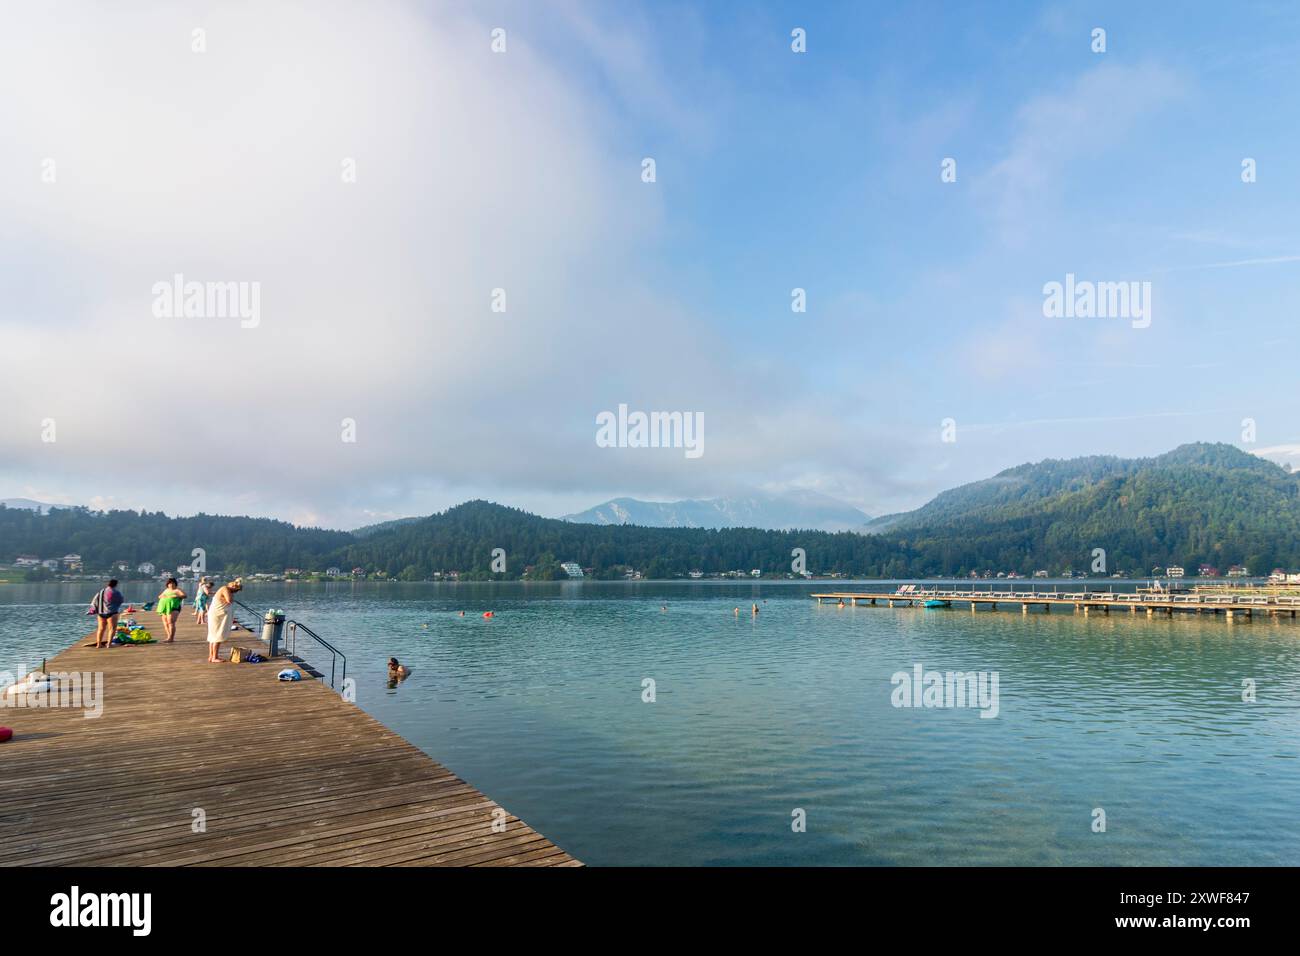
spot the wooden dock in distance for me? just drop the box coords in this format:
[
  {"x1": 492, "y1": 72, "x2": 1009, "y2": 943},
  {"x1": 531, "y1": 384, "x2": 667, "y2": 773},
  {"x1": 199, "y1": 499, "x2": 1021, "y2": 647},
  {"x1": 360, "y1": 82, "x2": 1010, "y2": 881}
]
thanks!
[
  {"x1": 813, "y1": 587, "x2": 1300, "y2": 620},
  {"x1": 0, "y1": 612, "x2": 579, "y2": 867}
]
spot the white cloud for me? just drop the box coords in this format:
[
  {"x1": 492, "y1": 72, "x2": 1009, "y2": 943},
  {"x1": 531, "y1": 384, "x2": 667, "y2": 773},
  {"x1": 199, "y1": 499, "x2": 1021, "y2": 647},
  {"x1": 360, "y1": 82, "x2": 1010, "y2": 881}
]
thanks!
[{"x1": 0, "y1": 1, "x2": 922, "y2": 526}]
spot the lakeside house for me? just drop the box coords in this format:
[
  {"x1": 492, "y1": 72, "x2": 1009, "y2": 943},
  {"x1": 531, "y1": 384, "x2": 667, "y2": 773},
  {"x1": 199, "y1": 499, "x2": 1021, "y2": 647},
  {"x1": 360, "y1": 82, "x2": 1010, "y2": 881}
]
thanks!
[
  {"x1": 1198, "y1": 564, "x2": 1218, "y2": 577},
  {"x1": 351, "y1": 567, "x2": 365, "y2": 577},
  {"x1": 561, "y1": 562, "x2": 584, "y2": 579},
  {"x1": 326, "y1": 567, "x2": 342, "y2": 577},
  {"x1": 1166, "y1": 565, "x2": 1185, "y2": 578},
  {"x1": 62, "y1": 553, "x2": 83, "y2": 571},
  {"x1": 41, "y1": 559, "x2": 60, "y2": 571},
  {"x1": 1227, "y1": 565, "x2": 1250, "y2": 578},
  {"x1": 14, "y1": 555, "x2": 39, "y2": 567},
  {"x1": 137, "y1": 562, "x2": 155, "y2": 576}
]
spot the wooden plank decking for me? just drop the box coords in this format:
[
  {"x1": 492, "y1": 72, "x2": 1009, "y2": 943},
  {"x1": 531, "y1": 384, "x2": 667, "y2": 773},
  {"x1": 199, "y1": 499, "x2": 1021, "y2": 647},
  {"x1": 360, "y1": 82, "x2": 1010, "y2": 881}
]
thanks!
[{"x1": 0, "y1": 610, "x2": 579, "y2": 866}]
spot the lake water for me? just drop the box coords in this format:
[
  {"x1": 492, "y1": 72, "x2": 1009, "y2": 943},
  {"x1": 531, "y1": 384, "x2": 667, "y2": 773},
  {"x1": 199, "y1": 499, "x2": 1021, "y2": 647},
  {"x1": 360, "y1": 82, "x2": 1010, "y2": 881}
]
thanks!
[{"x1": 3, "y1": 580, "x2": 1298, "y2": 866}]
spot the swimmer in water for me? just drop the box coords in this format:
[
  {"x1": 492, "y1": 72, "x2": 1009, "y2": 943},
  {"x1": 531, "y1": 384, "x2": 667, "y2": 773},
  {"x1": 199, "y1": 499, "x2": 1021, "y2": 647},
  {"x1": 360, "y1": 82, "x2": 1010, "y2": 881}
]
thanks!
[
  {"x1": 838, "y1": 599, "x2": 845, "y2": 608},
  {"x1": 387, "y1": 657, "x2": 411, "y2": 682},
  {"x1": 458, "y1": 611, "x2": 465, "y2": 617},
  {"x1": 661, "y1": 605, "x2": 667, "y2": 612},
  {"x1": 734, "y1": 607, "x2": 740, "y2": 617},
  {"x1": 752, "y1": 603, "x2": 759, "y2": 616}
]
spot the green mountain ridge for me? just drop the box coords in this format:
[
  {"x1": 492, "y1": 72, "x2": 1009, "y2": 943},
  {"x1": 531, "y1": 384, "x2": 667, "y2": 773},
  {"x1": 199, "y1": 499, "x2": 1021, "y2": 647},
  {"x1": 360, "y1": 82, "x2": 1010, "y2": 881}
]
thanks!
[{"x1": 2, "y1": 443, "x2": 1296, "y2": 578}]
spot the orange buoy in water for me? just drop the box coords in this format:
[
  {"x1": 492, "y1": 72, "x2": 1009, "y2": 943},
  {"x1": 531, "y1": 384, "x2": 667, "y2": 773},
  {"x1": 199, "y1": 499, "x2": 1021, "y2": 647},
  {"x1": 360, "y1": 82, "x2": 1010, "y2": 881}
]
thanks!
[
  {"x1": 0, "y1": 727, "x2": 13, "y2": 743},
  {"x1": 483, "y1": 611, "x2": 494, "y2": 619}
]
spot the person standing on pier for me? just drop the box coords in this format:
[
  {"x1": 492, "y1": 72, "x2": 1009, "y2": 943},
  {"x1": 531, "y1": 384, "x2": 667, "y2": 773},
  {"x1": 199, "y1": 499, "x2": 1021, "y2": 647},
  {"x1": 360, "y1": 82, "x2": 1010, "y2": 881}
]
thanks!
[
  {"x1": 194, "y1": 578, "x2": 214, "y2": 625},
  {"x1": 155, "y1": 578, "x2": 187, "y2": 642},
  {"x1": 88, "y1": 579, "x2": 125, "y2": 649},
  {"x1": 206, "y1": 579, "x2": 242, "y2": 663}
]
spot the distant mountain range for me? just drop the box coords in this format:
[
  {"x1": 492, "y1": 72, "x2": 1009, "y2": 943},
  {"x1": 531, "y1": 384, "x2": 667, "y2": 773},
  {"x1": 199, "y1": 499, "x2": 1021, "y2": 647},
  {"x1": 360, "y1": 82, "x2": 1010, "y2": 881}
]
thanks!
[
  {"x1": 4, "y1": 443, "x2": 1298, "y2": 577},
  {"x1": 562, "y1": 491, "x2": 872, "y2": 532},
  {"x1": 0, "y1": 498, "x2": 54, "y2": 514}
]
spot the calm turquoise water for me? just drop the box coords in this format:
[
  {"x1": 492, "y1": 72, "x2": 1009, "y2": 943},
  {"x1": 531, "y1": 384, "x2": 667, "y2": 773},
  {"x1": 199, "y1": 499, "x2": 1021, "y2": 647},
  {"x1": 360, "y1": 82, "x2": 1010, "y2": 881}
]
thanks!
[{"x1": 3, "y1": 580, "x2": 1299, "y2": 866}]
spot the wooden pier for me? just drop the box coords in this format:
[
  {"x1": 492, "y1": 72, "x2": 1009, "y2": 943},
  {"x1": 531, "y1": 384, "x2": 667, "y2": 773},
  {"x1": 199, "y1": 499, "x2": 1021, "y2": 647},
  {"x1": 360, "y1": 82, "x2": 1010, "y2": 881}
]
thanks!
[
  {"x1": 0, "y1": 611, "x2": 579, "y2": 866},
  {"x1": 813, "y1": 586, "x2": 1300, "y2": 621}
]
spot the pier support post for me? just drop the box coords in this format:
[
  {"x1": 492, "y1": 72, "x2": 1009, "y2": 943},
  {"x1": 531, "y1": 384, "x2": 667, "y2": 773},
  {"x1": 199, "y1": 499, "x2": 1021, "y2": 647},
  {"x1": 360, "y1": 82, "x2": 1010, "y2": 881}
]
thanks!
[
  {"x1": 1226, "y1": 609, "x2": 1235, "y2": 620},
  {"x1": 1022, "y1": 603, "x2": 1028, "y2": 615}
]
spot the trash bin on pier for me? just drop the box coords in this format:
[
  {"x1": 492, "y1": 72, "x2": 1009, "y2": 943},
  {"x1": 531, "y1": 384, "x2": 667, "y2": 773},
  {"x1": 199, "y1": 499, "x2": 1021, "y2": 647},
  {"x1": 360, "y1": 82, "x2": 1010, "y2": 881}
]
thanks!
[{"x1": 262, "y1": 611, "x2": 286, "y2": 656}]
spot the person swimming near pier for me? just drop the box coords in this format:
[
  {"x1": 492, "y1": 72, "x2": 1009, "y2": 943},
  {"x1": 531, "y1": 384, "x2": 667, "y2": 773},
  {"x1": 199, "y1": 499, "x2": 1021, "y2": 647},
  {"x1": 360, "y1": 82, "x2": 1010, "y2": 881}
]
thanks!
[{"x1": 388, "y1": 657, "x2": 411, "y2": 681}]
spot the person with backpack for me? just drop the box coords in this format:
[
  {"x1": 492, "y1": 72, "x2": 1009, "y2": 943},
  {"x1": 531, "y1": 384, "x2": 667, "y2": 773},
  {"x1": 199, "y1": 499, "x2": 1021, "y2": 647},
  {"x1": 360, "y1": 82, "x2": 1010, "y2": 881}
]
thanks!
[{"x1": 88, "y1": 579, "x2": 125, "y2": 649}]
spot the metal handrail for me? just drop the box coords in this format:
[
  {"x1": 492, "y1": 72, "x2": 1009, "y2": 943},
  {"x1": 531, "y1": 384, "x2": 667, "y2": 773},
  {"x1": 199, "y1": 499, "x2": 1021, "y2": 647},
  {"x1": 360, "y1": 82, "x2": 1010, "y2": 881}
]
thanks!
[
  {"x1": 231, "y1": 597, "x2": 260, "y2": 624},
  {"x1": 286, "y1": 620, "x2": 346, "y2": 689}
]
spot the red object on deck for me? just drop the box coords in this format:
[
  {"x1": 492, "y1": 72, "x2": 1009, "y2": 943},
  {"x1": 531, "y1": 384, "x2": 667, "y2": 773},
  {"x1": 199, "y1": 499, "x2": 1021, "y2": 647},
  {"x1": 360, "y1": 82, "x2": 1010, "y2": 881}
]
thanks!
[{"x1": 0, "y1": 727, "x2": 13, "y2": 743}]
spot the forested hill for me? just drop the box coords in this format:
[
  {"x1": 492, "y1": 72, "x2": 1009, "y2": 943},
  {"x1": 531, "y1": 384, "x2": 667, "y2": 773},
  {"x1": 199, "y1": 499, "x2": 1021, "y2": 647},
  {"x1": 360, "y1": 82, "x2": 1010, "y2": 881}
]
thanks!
[
  {"x1": 336, "y1": 501, "x2": 899, "y2": 579},
  {"x1": 3, "y1": 443, "x2": 1298, "y2": 578},
  {"x1": 865, "y1": 443, "x2": 1300, "y2": 574},
  {"x1": 0, "y1": 507, "x2": 352, "y2": 576}
]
